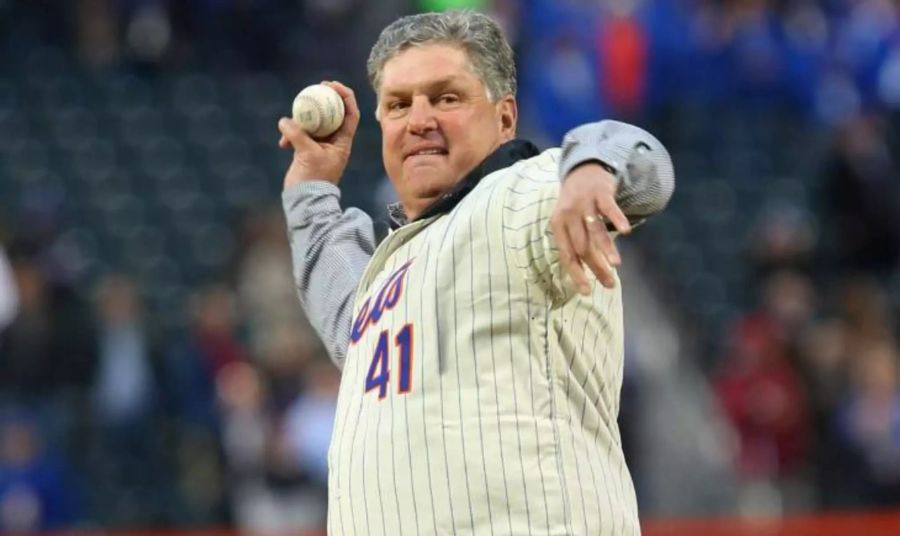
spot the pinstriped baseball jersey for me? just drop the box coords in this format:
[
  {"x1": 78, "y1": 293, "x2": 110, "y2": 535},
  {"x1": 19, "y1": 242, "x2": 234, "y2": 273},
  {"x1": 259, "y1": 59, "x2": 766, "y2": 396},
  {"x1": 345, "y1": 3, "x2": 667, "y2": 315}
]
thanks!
[{"x1": 327, "y1": 147, "x2": 639, "y2": 535}]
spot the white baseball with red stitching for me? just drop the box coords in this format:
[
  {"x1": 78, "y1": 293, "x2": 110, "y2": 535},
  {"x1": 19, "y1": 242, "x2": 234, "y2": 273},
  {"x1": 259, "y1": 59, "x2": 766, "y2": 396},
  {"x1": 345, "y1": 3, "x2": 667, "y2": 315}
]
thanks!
[{"x1": 292, "y1": 84, "x2": 345, "y2": 138}]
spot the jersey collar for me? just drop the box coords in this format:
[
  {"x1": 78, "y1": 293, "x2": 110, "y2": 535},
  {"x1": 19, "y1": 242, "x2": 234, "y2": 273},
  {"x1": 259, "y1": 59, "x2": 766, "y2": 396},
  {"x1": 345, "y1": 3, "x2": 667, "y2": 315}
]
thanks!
[{"x1": 387, "y1": 139, "x2": 540, "y2": 229}]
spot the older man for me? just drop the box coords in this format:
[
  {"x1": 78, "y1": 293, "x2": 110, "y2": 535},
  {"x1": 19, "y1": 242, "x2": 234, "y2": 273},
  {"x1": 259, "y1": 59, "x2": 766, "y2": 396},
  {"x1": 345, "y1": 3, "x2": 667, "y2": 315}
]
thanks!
[{"x1": 278, "y1": 10, "x2": 673, "y2": 535}]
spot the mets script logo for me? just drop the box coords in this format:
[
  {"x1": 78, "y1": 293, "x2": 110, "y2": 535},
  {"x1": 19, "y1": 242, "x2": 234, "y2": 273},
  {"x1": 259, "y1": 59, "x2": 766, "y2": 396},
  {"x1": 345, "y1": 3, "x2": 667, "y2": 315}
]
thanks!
[{"x1": 350, "y1": 260, "x2": 414, "y2": 344}]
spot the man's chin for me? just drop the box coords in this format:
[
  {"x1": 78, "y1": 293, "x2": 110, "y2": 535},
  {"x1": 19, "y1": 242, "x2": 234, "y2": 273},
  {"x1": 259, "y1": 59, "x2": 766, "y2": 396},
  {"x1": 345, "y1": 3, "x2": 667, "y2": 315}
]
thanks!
[
  {"x1": 405, "y1": 177, "x2": 457, "y2": 207},
  {"x1": 404, "y1": 158, "x2": 447, "y2": 174},
  {"x1": 405, "y1": 170, "x2": 455, "y2": 194},
  {"x1": 412, "y1": 184, "x2": 452, "y2": 203}
]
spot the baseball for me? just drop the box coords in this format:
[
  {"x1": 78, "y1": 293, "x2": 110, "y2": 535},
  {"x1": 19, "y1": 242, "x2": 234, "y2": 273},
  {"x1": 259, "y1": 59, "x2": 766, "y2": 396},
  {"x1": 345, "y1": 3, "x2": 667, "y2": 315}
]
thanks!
[{"x1": 292, "y1": 84, "x2": 346, "y2": 138}]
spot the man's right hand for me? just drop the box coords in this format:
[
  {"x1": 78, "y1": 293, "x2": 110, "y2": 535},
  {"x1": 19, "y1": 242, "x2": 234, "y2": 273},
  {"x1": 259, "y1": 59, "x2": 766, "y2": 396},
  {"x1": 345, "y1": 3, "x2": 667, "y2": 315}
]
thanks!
[{"x1": 278, "y1": 81, "x2": 361, "y2": 188}]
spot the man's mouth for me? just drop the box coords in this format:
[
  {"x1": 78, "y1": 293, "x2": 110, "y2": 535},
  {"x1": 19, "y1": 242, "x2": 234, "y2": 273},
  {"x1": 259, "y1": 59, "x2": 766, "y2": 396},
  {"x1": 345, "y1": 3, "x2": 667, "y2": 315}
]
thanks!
[{"x1": 405, "y1": 147, "x2": 449, "y2": 159}]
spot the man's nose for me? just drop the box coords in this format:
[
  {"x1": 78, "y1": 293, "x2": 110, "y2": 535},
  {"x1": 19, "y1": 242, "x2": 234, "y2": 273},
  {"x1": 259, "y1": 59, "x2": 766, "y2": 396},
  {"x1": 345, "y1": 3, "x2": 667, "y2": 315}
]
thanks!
[{"x1": 406, "y1": 96, "x2": 437, "y2": 135}]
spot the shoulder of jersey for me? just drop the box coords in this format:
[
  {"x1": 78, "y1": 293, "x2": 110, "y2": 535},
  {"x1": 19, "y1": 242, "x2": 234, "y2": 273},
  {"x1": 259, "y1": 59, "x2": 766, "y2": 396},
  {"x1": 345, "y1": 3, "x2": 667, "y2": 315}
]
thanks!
[{"x1": 479, "y1": 146, "x2": 562, "y2": 191}]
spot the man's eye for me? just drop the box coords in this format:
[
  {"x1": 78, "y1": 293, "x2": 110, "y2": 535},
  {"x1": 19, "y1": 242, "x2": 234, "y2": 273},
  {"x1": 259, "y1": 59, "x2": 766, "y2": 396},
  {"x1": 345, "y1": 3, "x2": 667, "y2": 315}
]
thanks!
[
  {"x1": 437, "y1": 94, "x2": 459, "y2": 104},
  {"x1": 388, "y1": 101, "x2": 409, "y2": 111}
]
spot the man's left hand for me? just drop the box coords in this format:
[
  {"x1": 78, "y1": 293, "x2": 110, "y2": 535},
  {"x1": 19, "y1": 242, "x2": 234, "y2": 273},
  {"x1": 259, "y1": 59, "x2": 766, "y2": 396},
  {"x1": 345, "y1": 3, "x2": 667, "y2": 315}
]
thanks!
[{"x1": 550, "y1": 162, "x2": 632, "y2": 294}]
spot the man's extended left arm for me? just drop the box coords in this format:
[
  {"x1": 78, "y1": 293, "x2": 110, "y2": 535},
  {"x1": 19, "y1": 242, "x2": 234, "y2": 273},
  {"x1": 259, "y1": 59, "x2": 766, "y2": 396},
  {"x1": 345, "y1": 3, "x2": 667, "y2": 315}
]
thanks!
[{"x1": 553, "y1": 120, "x2": 676, "y2": 293}]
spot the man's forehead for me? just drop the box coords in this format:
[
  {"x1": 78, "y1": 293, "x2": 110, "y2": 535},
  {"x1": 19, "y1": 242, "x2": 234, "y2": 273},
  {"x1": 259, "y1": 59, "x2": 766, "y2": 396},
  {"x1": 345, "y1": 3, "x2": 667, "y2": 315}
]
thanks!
[
  {"x1": 381, "y1": 75, "x2": 461, "y2": 97},
  {"x1": 380, "y1": 44, "x2": 477, "y2": 92}
]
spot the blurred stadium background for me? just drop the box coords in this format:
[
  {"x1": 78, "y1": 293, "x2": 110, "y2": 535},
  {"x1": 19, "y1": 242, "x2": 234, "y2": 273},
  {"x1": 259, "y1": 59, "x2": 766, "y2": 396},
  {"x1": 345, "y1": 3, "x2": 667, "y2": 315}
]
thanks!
[{"x1": 1, "y1": 0, "x2": 900, "y2": 534}]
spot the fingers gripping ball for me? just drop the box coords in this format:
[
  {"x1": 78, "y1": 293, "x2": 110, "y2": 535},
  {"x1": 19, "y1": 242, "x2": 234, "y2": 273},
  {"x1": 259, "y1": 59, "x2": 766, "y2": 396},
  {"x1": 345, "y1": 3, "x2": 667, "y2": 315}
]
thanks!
[{"x1": 292, "y1": 84, "x2": 346, "y2": 138}]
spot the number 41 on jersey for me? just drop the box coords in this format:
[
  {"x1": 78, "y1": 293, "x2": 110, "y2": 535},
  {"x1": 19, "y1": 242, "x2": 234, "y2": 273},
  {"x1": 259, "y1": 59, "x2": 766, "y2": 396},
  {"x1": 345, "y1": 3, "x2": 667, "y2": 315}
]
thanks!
[{"x1": 365, "y1": 324, "x2": 413, "y2": 399}]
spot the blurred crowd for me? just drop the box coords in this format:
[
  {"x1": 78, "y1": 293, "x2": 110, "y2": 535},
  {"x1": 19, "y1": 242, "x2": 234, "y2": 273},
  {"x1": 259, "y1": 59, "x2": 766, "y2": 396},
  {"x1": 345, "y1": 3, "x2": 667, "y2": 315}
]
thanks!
[
  {"x1": 0, "y1": 0, "x2": 900, "y2": 532},
  {"x1": 517, "y1": 0, "x2": 900, "y2": 139},
  {"x1": 713, "y1": 112, "x2": 900, "y2": 514},
  {"x1": 9, "y1": 0, "x2": 900, "y2": 127},
  {"x1": 0, "y1": 207, "x2": 338, "y2": 532}
]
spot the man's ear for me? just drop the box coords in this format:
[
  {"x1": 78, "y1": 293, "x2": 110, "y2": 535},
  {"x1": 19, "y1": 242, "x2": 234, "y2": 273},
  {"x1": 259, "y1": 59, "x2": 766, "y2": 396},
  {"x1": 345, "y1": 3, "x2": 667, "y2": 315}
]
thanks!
[{"x1": 497, "y1": 96, "x2": 517, "y2": 140}]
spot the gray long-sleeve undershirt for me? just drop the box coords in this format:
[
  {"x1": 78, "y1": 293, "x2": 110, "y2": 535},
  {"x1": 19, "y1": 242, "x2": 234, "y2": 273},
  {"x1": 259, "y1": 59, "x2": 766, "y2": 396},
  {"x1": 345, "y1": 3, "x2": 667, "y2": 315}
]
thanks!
[{"x1": 282, "y1": 120, "x2": 676, "y2": 368}]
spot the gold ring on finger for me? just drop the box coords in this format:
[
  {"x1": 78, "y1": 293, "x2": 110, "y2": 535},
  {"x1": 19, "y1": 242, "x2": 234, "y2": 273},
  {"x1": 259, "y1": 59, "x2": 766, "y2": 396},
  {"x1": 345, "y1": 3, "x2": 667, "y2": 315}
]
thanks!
[{"x1": 584, "y1": 215, "x2": 598, "y2": 225}]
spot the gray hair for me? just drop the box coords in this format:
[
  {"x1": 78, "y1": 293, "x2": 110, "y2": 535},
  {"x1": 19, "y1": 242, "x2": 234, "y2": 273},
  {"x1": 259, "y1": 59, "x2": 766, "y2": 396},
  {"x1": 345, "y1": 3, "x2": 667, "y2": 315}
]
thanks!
[{"x1": 367, "y1": 10, "x2": 516, "y2": 102}]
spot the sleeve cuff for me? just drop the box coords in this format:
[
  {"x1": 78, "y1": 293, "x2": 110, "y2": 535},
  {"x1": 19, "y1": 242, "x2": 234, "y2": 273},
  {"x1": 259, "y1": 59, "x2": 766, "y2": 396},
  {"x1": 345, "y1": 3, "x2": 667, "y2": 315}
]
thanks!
[
  {"x1": 559, "y1": 120, "x2": 649, "y2": 190},
  {"x1": 559, "y1": 146, "x2": 621, "y2": 187},
  {"x1": 559, "y1": 138, "x2": 628, "y2": 190}
]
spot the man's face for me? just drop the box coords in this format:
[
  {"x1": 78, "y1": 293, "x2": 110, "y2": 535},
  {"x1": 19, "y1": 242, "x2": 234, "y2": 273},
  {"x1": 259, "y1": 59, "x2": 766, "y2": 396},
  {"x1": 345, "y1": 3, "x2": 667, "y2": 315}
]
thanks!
[{"x1": 378, "y1": 44, "x2": 517, "y2": 220}]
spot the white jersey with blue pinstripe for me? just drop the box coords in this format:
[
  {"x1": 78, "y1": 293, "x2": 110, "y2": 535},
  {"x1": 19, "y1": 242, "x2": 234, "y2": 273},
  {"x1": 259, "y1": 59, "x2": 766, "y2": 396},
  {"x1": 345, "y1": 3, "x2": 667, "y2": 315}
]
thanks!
[{"x1": 327, "y1": 148, "x2": 639, "y2": 535}]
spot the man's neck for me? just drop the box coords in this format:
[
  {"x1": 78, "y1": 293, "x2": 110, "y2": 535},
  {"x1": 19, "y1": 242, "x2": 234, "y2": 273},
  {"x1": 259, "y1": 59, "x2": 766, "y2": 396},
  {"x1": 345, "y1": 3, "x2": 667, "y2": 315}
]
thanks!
[{"x1": 401, "y1": 197, "x2": 438, "y2": 222}]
